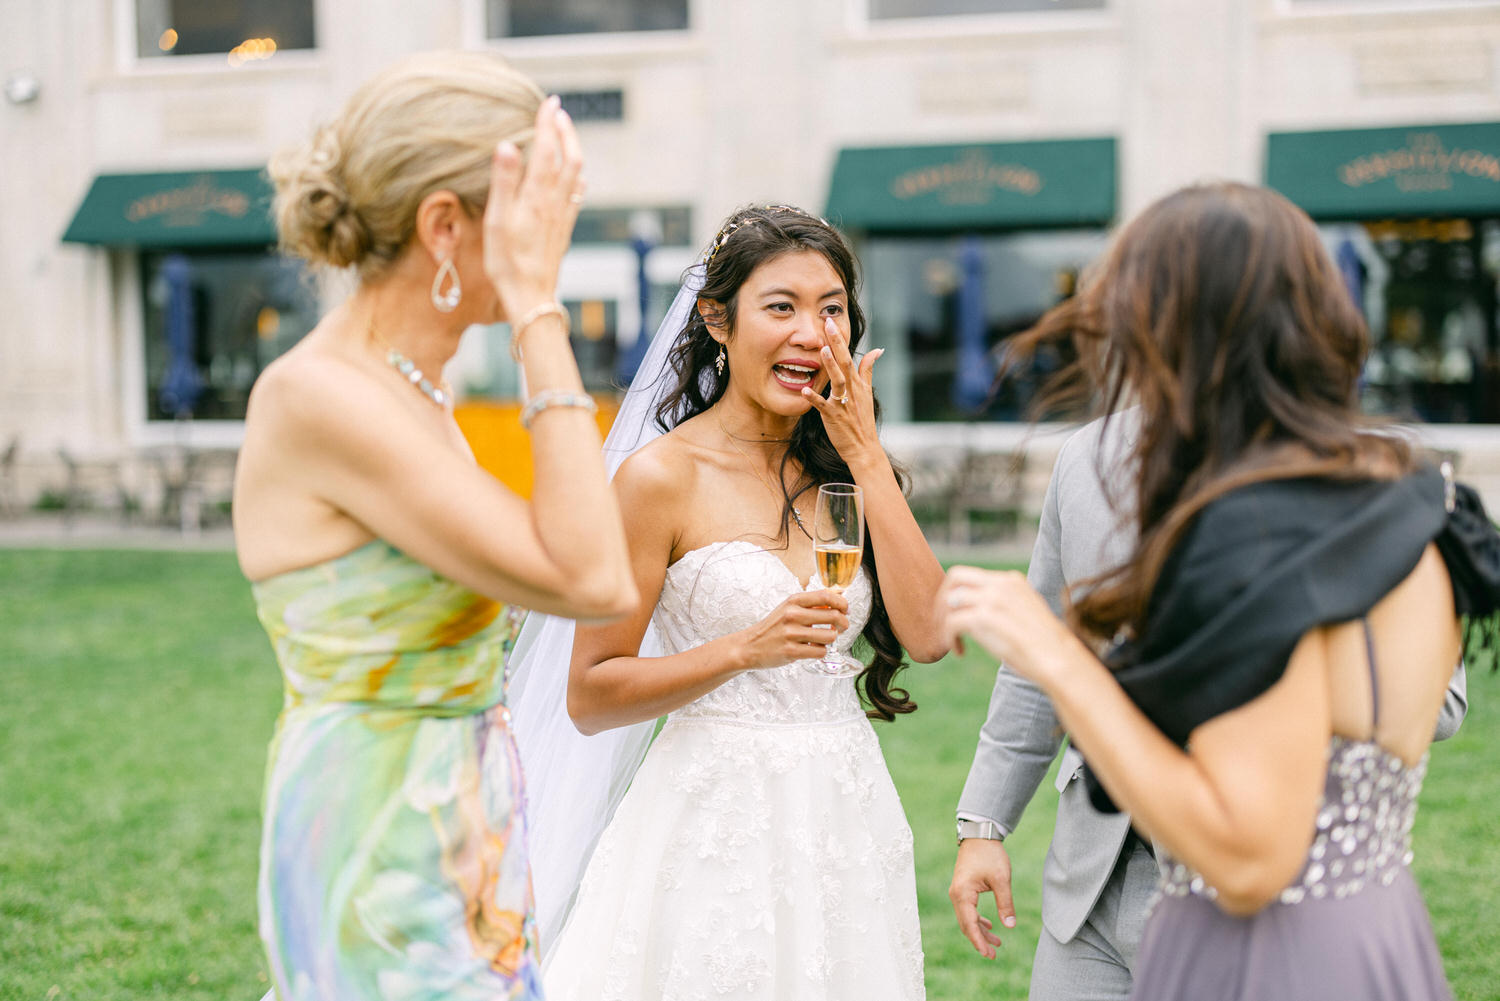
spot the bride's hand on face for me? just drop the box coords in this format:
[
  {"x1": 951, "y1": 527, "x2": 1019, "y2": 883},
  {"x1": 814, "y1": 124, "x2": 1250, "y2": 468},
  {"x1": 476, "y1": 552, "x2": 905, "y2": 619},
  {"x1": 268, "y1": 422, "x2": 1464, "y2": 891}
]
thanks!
[
  {"x1": 734, "y1": 589, "x2": 851, "y2": 671},
  {"x1": 801, "y1": 317, "x2": 885, "y2": 467},
  {"x1": 482, "y1": 95, "x2": 586, "y2": 316},
  {"x1": 937, "y1": 566, "x2": 1079, "y2": 689}
]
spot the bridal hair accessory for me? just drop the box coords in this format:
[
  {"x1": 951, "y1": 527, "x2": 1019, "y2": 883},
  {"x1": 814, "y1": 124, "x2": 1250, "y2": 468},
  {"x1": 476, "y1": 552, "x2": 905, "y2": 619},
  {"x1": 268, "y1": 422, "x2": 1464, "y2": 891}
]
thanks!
[
  {"x1": 510, "y1": 301, "x2": 571, "y2": 362},
  {"x1": 520, "y1": 390, "x2": 597, "y2": 429},
  {"x1": 430, "y1": 257, "x2": 462, "y2": 313},
  {"x1": 704, "y1": 205, "x2": 833, "y2": 266},
  {"x1": 715, "y1": 345, "x2": 726, "y2": 374},
  {"x1": 507, "y1": 263, "x2": 707, "y2": 954}
]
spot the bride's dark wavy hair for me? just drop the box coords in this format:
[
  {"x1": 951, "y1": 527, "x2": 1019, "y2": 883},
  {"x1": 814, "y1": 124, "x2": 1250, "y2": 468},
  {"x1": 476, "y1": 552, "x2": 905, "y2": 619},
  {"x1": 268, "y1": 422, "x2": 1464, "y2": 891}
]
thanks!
[{"x1": 653, "y1": 205, "x2": 916, "y2": 721}]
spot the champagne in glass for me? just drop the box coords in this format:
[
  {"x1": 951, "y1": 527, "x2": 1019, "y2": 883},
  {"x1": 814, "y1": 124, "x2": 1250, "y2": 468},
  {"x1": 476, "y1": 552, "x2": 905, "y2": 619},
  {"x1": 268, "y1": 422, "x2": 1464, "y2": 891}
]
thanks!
[
  {"x1": 815, "y1": 544, "x2": 862, "y2": 591},
  {"x1": 808, "y1": 483, "x2": 864, "y2": 678}
]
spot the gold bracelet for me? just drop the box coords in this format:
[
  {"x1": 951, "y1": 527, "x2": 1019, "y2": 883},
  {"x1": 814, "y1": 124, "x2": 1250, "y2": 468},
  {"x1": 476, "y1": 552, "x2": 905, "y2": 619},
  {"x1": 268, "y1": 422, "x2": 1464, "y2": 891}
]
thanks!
[
  {"x1": 510, "y1": 301, "x2": 570, "y2": 363},
  {"x1": 520, "y1": 390, "x2": 597, "y2": 430}
]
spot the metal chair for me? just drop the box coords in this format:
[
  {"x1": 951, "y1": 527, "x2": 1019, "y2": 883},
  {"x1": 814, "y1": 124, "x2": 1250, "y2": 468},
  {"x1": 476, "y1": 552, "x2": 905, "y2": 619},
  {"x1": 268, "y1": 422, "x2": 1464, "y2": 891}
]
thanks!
[{"x1": 0, "y1": 437, "x2": 19, "y2": 517}]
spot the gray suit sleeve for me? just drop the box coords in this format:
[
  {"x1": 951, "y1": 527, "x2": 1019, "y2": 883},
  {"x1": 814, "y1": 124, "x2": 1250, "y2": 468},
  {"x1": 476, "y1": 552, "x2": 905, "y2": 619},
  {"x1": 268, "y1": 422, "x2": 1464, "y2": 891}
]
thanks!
[
  {"x1": 955, "y1": 451, "x2": 1069, "y2": 833},
  {"x1": 1434, "y1": 660, "x2": 1468, "y2": 742}
]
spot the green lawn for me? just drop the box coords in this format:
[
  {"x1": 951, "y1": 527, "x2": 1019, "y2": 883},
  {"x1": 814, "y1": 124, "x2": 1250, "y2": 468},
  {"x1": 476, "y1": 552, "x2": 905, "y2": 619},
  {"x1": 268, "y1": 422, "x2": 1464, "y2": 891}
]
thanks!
[{"x1": 1, "y1": 548, "x2": 1496, "y2": 1000}]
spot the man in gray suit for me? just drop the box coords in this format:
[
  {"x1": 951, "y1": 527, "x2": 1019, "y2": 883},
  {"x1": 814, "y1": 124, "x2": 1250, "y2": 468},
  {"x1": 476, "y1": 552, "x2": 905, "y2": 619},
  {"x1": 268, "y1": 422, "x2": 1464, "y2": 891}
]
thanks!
[{"x1": 949, "y1": 415, "x2": 1470, "y2": 1001}]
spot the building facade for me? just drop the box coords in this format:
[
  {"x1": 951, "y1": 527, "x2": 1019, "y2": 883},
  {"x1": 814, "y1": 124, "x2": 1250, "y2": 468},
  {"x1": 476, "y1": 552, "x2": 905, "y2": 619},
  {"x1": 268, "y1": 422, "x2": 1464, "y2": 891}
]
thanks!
[{"x1": 2, "y1": 0, "x2": 1499, "y2": 511}]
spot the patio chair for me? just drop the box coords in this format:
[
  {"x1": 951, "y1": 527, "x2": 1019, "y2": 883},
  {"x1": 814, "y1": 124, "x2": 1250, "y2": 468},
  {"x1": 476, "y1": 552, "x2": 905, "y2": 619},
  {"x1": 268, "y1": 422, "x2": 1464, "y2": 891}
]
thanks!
[
  {"x1": 0, "y1": 436, "x2": 18, "y2": 517},
  {"x1": 947, "y1": 449, "x2": 1027, "y2": 546}
]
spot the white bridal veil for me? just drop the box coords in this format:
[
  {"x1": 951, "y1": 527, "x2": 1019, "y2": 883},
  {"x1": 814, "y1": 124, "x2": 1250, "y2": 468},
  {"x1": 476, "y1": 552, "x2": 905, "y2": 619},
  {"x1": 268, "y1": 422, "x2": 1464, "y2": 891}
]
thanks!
[{"x1": 507, "y1": 263, "x2": 707, "y2": 954}]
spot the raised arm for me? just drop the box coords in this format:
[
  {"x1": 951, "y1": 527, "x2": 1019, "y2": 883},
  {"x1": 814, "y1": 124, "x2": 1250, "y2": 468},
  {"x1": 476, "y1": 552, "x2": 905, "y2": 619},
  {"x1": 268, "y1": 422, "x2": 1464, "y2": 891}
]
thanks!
[
  {"x1": 241, "y1": 99, "x2": 635, "y2": 620},
  {"x1": 802, "y1": 319, "x2": 947, "y2": 662},
  {"x1": 566, "y1": 445, "x2": 850, "y2": 735}
]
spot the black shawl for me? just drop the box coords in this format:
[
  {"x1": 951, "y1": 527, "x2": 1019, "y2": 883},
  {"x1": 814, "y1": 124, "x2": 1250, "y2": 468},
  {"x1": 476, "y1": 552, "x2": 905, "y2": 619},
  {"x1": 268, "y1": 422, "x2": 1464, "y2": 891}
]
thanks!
[{"x1": 1083, "y1": 466, "x2": 1500, "y2": 813}]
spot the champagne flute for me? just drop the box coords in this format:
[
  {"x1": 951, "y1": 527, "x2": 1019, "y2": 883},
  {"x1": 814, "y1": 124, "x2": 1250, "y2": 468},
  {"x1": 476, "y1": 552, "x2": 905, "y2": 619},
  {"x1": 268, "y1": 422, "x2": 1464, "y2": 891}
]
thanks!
[{"x1": 807, "y1": 483, "x2": 864, "y2": 678}]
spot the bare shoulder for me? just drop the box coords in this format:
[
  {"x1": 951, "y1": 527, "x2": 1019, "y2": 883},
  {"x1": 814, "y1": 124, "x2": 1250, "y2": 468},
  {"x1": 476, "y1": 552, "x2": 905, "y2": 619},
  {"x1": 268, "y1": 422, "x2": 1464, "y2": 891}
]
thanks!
[
  {"x1": 245, "y1": 347, "x2": 402, "y2": 458},
  {"x1": 614, "y1": 430, "x2": 698, "y2": 504}
]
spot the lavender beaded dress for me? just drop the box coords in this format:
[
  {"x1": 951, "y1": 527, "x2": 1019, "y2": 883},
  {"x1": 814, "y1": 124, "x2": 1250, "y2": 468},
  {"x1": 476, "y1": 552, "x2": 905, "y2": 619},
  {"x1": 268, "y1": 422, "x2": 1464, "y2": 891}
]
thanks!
[
  {"x1": 1130, "y1": 623, "x2": 1451, "y2": 1000},
  {"x1": 1085, "y1": 471, "x2": 1480, "y2": 1001}
]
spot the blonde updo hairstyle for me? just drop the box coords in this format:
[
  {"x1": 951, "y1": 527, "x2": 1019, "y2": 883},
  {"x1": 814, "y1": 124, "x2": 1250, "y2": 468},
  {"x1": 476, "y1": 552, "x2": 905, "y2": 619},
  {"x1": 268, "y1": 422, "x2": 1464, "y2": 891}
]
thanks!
[{"x1": 270, "y1": 51, "x2": 546, "y2": 280}]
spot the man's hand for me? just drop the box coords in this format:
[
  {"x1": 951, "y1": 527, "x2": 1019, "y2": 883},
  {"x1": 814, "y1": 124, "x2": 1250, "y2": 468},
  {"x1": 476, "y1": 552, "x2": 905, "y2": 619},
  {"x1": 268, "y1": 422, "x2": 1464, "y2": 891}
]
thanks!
[{"x1": 949, "y1": 837, "x2": 1018, "y2": 959}]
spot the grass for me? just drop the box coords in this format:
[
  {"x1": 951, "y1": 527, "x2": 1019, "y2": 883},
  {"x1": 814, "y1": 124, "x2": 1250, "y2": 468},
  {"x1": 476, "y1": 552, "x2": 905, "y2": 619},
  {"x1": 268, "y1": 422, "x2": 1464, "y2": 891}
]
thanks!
[{"x1": 1, "y1": 548, "x2": 1497, "y2": 1000}]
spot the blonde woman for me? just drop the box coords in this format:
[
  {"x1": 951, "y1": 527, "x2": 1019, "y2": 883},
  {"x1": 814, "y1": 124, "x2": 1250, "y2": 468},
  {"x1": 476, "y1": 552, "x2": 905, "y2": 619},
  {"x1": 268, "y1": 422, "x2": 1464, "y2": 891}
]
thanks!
[{"x1": 234, "y1": 53, "x2": 636, "y2": 1000}]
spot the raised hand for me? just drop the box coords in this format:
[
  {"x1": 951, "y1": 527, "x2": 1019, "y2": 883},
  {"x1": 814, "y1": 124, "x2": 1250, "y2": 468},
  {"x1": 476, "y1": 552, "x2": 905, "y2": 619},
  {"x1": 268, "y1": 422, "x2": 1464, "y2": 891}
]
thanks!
[
  {"x1": 801, "y1": 317, "x2": 885, "y2": 467},
  {"x1": 482, "y1": 95, "x2": 586, "y2": 317},
  {"x1": 949, "y1": 838, "x2": 1018, "y2": 959},
  {"x1": 733, "y1": 588, "x2": 851, "y2": 670},
  {"x1": 938, "y1": 565, "x2": 1080, "y2": 688}
]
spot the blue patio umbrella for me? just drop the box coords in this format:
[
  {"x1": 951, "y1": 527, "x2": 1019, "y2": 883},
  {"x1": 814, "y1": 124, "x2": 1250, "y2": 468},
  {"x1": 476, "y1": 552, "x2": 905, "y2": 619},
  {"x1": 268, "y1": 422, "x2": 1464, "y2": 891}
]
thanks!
[
  {"x1": 159, "y1": 254, "x2": 203, "y2": 417},
  {"x1": 614, "y1": 235, "x2": 655, "y2": 387},
  {"x1": 952, "y1": 234, "x2": 994, "y2": 413},
  {"x1": 1335, "y1": 238, "x2": 1366, "y2": 317}
]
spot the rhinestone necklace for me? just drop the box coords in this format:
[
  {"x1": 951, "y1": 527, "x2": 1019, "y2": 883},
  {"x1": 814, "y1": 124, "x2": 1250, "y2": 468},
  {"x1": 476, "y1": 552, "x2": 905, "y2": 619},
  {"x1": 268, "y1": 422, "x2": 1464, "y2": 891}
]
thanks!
[
  {"x1": 717, "y1": 413, "x2": 807, "y2": 535},
  {"x1": 369, "y1": 318, "x2": 452, "y2": 409},
  {"x1": 384, "y1": 347, "x2": 452, "y2": 409}
]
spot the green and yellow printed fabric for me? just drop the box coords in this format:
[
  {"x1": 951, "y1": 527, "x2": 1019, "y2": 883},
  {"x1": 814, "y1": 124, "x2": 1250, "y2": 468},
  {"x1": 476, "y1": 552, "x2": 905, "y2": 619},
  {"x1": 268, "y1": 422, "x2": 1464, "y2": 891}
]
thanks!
[{"x1": 252, "y1": 540, "x2": 537, "y2": 1000}]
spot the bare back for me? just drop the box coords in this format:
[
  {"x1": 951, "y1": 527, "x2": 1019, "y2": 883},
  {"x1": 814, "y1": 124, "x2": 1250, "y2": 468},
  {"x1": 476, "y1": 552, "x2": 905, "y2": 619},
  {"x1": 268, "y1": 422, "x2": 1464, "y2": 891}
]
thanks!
[
  {"x1": 232, "y1": 321, "x2": 475, "y2": 583},
  {"x1": 1324, "y1": 543, "x2": 1461, "y2": 766}
]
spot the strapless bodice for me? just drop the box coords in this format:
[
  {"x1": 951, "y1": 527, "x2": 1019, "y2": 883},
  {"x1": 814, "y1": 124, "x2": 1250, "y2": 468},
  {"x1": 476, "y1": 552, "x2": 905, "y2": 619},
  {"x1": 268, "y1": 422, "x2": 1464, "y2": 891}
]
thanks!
[
  {"x1": 1160, "y1": 735, "x2": 1427, "y2": 906},
  {"x1": 251, "y1": 540, "x2": 522, "y2": 714},
  {"x1": 652, "y1": 540, "x2": 874, "y2": 726}
]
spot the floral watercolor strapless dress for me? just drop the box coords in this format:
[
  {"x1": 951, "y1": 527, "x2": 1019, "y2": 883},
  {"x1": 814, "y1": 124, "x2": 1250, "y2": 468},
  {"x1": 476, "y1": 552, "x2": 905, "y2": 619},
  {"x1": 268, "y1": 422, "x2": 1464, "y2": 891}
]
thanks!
[
  {"x1": 252, "y1": 540, "x2": 539, "y2": 1001},
  {"x1": 544, "y1": 541, "x2": 925, "y2": 1001}
]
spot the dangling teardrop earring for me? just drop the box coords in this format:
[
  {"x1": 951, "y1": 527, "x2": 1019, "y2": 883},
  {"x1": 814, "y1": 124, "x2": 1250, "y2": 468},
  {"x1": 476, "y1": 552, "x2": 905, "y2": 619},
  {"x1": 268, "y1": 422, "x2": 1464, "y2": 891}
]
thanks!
[
  {"x1": 431, "y1": 258, "x2": 462, "y2": 313},
  {"x1": 715, "y1": 345, "x2": 726, "y2": 375}
]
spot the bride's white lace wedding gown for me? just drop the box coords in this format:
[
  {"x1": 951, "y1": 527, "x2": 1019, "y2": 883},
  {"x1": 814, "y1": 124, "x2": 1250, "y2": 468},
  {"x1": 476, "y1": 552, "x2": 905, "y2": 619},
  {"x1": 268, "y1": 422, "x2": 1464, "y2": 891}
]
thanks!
[{"x1": 543, "y1": 540, "x2": 925, "y2": 1001}]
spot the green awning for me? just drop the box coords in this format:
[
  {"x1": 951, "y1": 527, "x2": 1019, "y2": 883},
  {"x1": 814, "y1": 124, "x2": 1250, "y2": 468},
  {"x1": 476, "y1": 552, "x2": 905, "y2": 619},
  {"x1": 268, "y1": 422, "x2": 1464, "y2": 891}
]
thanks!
[
  {"x1": 62, "y1": 169, "x2": 276, "y2": 247},
  {"x1": 1266, "y1": 122, "x2": 1500, "y2": 218},
  {"x1": 825, "y1": 138, "x2": 1116, "y2": 231}
]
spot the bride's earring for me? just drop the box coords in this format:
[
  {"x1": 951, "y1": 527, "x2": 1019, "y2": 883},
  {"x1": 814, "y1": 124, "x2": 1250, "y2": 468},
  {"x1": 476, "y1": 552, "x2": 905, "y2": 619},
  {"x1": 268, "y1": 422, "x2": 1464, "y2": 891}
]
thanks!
[{"x1": 715, "y1": 345, "x2": 726, "y2": 375}]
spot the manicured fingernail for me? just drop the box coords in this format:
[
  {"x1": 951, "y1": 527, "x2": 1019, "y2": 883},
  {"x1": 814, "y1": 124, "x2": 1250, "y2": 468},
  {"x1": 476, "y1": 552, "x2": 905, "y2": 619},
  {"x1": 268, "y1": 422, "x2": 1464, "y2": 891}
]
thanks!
[
  {"x1": 872, "y1": 348, "x2": 885, "y2": 359},
  {"x1": 1004, "y1": 916, "x2": 1016, "y2": 928}
]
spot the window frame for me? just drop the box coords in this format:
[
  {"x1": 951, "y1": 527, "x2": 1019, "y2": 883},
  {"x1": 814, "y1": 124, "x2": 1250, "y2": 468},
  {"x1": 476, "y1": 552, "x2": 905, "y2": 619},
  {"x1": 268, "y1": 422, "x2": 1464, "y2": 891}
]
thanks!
[
  {"x1": 1269, "y1": 0, "x2": 1500, "y2": 19},
  {"x1": 851, "y1": 0, "x2": 1115, "y2": 41},
  {"x1": 463, "y1": 0, "x2": 700, "y2": 56},
  {"x1": 114, "y1": 0, "x2": 325, "y2": 76}
]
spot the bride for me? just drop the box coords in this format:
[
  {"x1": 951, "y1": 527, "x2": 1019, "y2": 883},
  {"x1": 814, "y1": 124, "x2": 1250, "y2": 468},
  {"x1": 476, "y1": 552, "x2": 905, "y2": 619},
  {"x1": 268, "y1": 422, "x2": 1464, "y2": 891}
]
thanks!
[{"x1": 513, "y1": 205, "x2": 948, "y2": 999}]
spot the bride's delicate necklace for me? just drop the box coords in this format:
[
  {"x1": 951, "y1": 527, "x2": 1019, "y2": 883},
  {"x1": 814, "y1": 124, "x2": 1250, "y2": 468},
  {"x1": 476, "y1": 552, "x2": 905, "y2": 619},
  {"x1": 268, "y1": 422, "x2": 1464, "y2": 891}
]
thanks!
[
  {"x1": 717, "y1": 413, "x2": 807, "y2": 534},
  {"x1": 369, "y1": 319, "x2": 452, "y2": 409}
]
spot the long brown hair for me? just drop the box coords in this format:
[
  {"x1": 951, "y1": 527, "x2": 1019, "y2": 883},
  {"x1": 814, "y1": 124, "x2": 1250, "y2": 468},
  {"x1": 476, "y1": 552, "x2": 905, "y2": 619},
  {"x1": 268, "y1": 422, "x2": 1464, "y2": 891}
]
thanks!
[
  {"x1": 1007, "y1": 182, "x2": 1413, "y2": 645},
  {"x1": 655, "y1": 205, "x2": 915, "y2": 721}
]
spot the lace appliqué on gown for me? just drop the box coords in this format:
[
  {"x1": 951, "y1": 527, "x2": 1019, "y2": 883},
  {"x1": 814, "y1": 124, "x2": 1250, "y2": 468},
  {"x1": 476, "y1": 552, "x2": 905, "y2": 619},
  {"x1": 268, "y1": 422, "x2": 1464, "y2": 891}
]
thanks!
[{"x1": 544, "y1": 541, "x2": 925, "y2": 1001}]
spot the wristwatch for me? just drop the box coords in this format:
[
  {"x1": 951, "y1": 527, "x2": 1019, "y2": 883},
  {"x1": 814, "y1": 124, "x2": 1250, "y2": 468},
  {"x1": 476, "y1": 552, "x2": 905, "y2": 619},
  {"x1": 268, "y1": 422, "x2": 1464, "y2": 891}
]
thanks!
[{"x1": 956, "y1": 819, "x2": 1005, "y2": 846}]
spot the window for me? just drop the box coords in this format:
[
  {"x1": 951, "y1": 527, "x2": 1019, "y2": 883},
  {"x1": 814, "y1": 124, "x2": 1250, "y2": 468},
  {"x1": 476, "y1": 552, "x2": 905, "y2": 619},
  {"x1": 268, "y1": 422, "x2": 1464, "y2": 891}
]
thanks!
[
  {"x1": 556, "y1": 89, "x2": 626, "y2": 123},
  {"x1": 869, "y1": 0, "x2": 1104, "y2": 18},
  {"x1": 1324, "y1": 218, "x2": 1500, "y2": 424},
  {"x1": 135, "y1": 0, "x2": 315, "y2": 60},
  {"x1": 140, "y1": 249, "x2": 318, "y2": 422},
  {"x1": 485, "y1": 0, "x2": 688, "y2": 38},
  {"x1": 864, "y1": 230, "x2": 1108, "y2": 422}
]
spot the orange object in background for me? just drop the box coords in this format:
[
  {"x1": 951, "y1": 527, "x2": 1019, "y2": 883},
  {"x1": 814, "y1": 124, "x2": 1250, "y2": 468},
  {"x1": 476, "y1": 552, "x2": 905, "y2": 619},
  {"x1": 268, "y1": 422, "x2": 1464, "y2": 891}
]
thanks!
[{"x1": 454, "y1": 397, "x2": 621, "y2": 499}]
